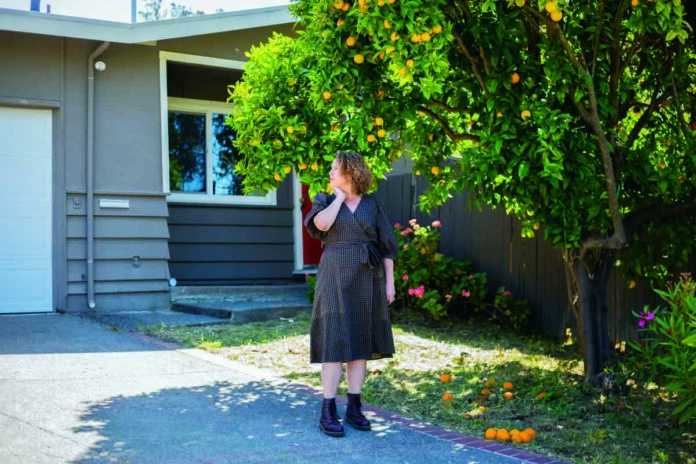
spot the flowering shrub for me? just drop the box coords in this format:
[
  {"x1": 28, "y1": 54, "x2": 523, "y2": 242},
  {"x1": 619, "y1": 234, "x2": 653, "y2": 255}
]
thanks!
[
  {"x1": 628, "y1": 273, "x2": 696, "y2": 424},
  {"x1": 393, "y1": 219, "x2": 529, "y2": 329}
]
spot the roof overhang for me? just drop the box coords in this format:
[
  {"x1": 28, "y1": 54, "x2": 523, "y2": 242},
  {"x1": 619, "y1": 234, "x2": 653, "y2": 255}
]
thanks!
[{"x1": 0, "y1": 6, "x2": 295, "y2": 44}]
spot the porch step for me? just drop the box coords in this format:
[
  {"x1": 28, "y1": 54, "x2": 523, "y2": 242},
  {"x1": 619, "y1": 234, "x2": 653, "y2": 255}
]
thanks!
[{"x1": 170, "y1": 284, "x2": 313, "y2": 323}]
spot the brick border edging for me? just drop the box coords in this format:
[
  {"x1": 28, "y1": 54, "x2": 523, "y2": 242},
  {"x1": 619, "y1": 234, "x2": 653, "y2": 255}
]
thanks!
[{"x1": 127, "y1": 331, "x2": 572, "y2": 464}]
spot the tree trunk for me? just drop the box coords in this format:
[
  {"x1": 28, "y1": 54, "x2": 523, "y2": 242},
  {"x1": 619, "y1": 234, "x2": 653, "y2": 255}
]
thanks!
[{"x1": 564, "y1": 250, "x2": 616, "y2": 384}]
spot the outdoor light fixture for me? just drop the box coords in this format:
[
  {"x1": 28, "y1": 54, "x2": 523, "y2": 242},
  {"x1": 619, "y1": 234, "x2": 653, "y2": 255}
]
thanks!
[{"x1": 94, "y1": 60, "x2": 106, "y2": 71}]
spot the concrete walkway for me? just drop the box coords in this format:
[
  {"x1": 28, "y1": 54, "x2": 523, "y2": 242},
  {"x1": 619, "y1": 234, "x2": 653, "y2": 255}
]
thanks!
[{"x1": 0, "y1": 313, "x2": 570, "y2": 464}]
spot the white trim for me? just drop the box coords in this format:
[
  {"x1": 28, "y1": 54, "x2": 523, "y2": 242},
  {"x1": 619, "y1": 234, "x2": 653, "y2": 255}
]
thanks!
[
  {"x1": 293, "y1": 172, "x2": 303, "y2": 271},
  {"x1": 159, "y1": 53, "x2": 276, "y2": 207}
]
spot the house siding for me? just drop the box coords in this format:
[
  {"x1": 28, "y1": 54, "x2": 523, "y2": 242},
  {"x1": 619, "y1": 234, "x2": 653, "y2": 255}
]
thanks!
[{"x1": 167, "y1": 179, "x2": 296, "y2": 285}]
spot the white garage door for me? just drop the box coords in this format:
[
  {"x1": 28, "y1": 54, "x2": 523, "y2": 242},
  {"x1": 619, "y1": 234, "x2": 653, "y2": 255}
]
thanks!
[{"x1": 0, "y1": 107, "x2": 53, "y2": 313}]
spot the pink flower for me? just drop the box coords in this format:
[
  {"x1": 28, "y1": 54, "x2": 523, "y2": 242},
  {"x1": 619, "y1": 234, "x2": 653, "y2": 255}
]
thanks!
[
  {"x1": 462, "y1": 290, "x2": 470, "y2": 298},
  {"x1": 400, "y1": 227, "x2": 413, "y2": 236},
  {"x1": 402, "y1": 274, "x2": 409, "y2": 281},
  {"x1": 403, "y1": 244, "x2": 409, "y2": 249},
  {"x1": 409, "y1": 285, "x2": 425, "y2": 298},
  {"x1": 409, "y1": 219, "x2": 417, "y2": 227},
  {"x1": 645, "y1": 312, "x2": 655, "y2": 320},
  {"x1": 432, "y1": 220, "x2": 441, "y2": 228},
  {"x1": 638, "y1": 320, "x2": 646, "y2": 328},
  {"x1": 446, "y1": 294, "x2": 452, "y2": 300},
  {"x1": 503, "y1": 290, "x2": 512, "y2": 296},
  {"x1": 394, "y1": 222, "x2": 401, "y2": 228}
]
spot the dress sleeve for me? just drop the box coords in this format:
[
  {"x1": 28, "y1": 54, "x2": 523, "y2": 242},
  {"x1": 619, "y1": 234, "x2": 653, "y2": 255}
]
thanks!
[
  {"x1": 374, "y1": 196, "x2": 398, "y2": 261},
  {"x1": 303, "y1": 192, "x2": 331, "y2": 240}
]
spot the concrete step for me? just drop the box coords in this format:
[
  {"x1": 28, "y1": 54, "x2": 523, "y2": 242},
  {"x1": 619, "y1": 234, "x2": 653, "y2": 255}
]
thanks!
[{"x1": 170, "y1": 284, "x2": 313, "y2": 323}]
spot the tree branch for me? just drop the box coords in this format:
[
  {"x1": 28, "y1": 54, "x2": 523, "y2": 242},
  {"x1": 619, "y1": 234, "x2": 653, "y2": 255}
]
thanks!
[
  {"x1": 430, "y1": 99, "x2": 459, "y2": 113},
  {"x1": 417, "y1": 105, "x2": 480, "y2": 143},
  {"x1": 591, "y1": 0, "x2": 609, "y2": 77},
  {"x1": 623, "y1": 201, "x2": 696, "y2": 237},
  {"x1": 549, "y1": 19, "x2": 627, "y2": 248},
  {"x1": 457, "y1": 0, "x2": 492, "y2": 74},
  {"x1": 450, "y1": 27, "x2": 490, "y2": 94}
]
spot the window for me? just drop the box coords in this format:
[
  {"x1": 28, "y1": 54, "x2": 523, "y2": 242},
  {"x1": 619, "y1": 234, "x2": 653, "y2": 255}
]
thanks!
[{"x1": 165, "y1": 99, "x2": 275, "y2": 205}]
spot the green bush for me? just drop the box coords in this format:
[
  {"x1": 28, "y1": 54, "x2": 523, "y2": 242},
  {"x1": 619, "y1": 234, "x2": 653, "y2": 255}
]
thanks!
[
  {"x1": 393, "y1": 219, "x2": 529, "y2": 329},
  {"x1": 628, "y1": 273, "x2": 696, "y2": 424}
]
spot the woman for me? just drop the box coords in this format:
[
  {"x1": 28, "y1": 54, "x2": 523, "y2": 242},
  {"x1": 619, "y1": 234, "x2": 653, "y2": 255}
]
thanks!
[{"x1": 304, "y1": 151, "x2": 398, "y2": 438}]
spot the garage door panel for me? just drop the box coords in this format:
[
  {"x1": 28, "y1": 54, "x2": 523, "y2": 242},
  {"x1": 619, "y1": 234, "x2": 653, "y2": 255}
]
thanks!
[{"x1": 0, "y1": 107, "x2": 53, "y2": 313}]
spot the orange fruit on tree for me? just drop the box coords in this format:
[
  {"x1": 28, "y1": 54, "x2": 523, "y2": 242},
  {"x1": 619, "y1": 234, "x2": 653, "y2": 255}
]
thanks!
[
  {"x1": 431, "y1": 166, "x2": 440, "y2": 175},
  {"x1": 631, "y1": 0, "x2": 638, "y2": 6},
  {"x1": 411, "y1": 33, "x2": 421, "y2": 43},
  {"x1": 283, "y1": 166, "x2": 292, "y2": 174},
  {"x1": 439, "y1": 373, "x2": 452, "y2": 383},
  {"x1": 511, "y1": 72, "x2": 520, "y2": 84},
  {"x1": 388, "y1": 0, "x2": 395, "y2": 3},
  {"x1": 496, "y1": 429, "x2": 511, "y2": 441},
  {"x1": 337, "y1": 19, "x2": 345, "y2": 27},
  {"x1": 406, "y1": 59, "x2": 414, "y2": 68},
  {"x1": 545, "y1": 1, "x2": 557, "y2": 13},
  {"x1": 442, "y1": 392, "x2": 453, "y2": 401},
  {"x1": 503, "y1": 391, "x2": 514, "y2": 400},
  {"x1": 421, "y1": 32, "x2": 431, "y2": 42},
  {"x1": 377, "y1": 0, "x2": 384, "y2": 5},
  {"x1": 383, "y1": 19, "x2": 391, "y2": 29},
  {"x1": 398, "y1": 68, "x2": 408, "y2": 76},
  {"x1": 299, "y1": 162, "x2": 307, "y2": 170},
  {"x1": 346, "y1": 36, "x2": 357, "y2": 47},
  {"x1": 521, "y1": 110, "x2": 531, "y2": 120},
  {"x1": 374, "y1": 117, "x2": 384, "y2": 126},
  {"x1": 551, "y1": 10, "x2": 562, "y2": 21},
  {"x1": 367, "y1": 134, "x2": 376, "y2": 143},
  {"x1": 375, "y1": 89, "x2": 385, "y2": 98},
  {"x1": 377, "y1": 129, "x2": 386, "y2": 138},
  {"x1": 274, "y1": 173, "x2": 282, "y2": 181},
  {"x1": 432, "y1": 25, "x2": 442, "y2": 34},
  {"x1": 333, "y1": 0, "x2": 345, "y2": 10},
  {"x1": 391, "y1": 32, "x2": 400, "y2": 42},
  {"x1": 503, "y1": 382, "x2": 514, "y2": 391},
  {"x1": 322, "y1": 91, "x2": 332, "y2": 100},
  {"x1": 515, "y1": 0, "x2": 525, "y2": 6},
  {"x1": 341, "y1": 2, "x2": 350, "y2": 11},
  {"x1": 287, "y1": 126, "x2": 294, "y2": 134},
  {"x1": 354, "y1": 54, "x2": 365, "y2": 64},
  {"x1": 311, "y1": 162, "x2": 319, "y2": 171}
]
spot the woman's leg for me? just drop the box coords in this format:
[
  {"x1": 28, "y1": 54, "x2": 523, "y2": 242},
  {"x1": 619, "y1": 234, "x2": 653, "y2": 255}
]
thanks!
[
  {"x1": 321, "y1": 362, "x2": 343, "y2": 398},
  {"x1": 346, "y1": 359, "x2": 367, "y2": 394}
]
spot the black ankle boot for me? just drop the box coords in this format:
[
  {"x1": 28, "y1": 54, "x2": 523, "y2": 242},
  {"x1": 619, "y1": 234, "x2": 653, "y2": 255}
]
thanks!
[
  {"x1": 319, "y1": 398, "x2": 344, "y2": 437},
  {"x1": 345, "y1": 393, "x2": 371, "y2": 431}
]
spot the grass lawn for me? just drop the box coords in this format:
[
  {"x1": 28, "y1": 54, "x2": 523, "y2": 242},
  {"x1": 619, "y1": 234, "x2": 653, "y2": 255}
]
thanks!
[{"x1": 144, "y1": 312, "x2": 696, "y2": 464}]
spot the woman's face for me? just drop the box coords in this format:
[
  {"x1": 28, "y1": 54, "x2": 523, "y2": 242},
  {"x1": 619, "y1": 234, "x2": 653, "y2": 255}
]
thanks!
[{"x1": 330, "y1": 158, "x2": 351, "y2": 191}]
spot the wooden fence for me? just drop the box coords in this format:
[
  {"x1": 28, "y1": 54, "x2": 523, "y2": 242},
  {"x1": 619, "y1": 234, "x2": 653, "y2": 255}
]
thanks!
[{"x1": 380, "y1": 174, "x2": 689, "y2": 342}]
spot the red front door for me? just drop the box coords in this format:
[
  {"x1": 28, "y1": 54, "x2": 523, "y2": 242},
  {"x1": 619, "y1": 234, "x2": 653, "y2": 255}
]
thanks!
[{"x1": 301, "y1": 184, "x2": 323, "y2": 266}]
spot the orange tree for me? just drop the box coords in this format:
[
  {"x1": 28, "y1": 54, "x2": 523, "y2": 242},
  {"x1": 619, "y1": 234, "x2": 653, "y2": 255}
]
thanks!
[{"x1": 229, "y1": 0, "x2": 696, "y2": 383}]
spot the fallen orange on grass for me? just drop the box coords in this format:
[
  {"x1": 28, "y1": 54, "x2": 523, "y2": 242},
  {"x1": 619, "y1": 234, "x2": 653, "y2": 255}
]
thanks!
[
  {"x1": 496, "y1": 429, "x2": 511, "y2": 441},
  {"x1": 439, "y1": 373, "x2": 452, "y2": 383},
  {"x1": 484, "y1": 379, "x2": 497, "y2": 388},
  {"x1": 537, "y1": 392, "x2": 546, "y2": 399},
  {"x1": 484, "y1": 428, "x2": 497, "y2": 440},
  {"x1": 503, "y1": 392, "x2": 514, "y2": 400},
  {"x1": 503, "y1": 382, "x2": 514, "y2": 391},
  {"x1": 442, "y1": 392, "x2": 453, "y2": 401},
  {"x1": 481, "y1": 388, "x2": 491, "y2": 396},
  {"x1": 524, "y1": 427, "x2": 536, "y2": 439}
]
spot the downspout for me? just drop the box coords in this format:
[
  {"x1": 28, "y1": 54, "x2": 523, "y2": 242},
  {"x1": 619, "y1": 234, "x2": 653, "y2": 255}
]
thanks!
[{"x1": 87, "y1": 41, "x2": 110, "y2": 310}]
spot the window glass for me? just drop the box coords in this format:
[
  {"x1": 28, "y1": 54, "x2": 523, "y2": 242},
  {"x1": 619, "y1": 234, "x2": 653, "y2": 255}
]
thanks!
[
  {"x1": 211, "y1": 113, "x2": 245, "y2": 196},
  {"x1": 168, "y1": 112, "x2": 206, "y2": 193}
]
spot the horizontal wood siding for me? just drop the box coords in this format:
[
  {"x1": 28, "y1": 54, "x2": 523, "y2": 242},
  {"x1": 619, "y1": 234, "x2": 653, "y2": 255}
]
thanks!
[
  {"x1": 167, "y1": 180, "x2": 295, "y2": 285},
  {"x1": 380, "y1": 174, "x2": 689, "y2": 341},
  {"x1": 65, "y1": 193, "x2": 171, "y2": 312}
]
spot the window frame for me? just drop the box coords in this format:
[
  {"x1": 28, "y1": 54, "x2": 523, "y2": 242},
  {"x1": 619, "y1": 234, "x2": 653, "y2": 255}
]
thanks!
[{"x1": 159, "y1": 51, "x2": 276, "y2": 206}]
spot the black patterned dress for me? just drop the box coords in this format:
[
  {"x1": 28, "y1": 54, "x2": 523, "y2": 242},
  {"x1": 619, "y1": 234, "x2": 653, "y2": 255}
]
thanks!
[{"x1": 304, "y1": 192, "x2": 398, "y2": 363}]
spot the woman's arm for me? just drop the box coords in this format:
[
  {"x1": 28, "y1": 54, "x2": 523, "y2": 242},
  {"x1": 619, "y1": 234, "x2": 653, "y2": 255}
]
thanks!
[
  {"x1": 384, "y1": 258, "x2": 395, "y2": 304},
  {"x1": 313, "y1": 189, "x2": 346, "y2": 231}
]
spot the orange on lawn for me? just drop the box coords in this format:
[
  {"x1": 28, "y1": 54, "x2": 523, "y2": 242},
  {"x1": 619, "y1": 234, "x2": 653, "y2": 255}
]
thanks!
[
  {"x1": 496, "y1": 429, "x2": 511, "y2": 441},
  {"x1": 442, "y1": 392, "x2": 453, "y2": 401},
  {"x1": 503, "y1": 382, "x2": 514, "y2": 391},
  {"x1": 484, "y1": 428, "x2": 497, "y2": 440},
  {"x1": 439, "y1": 373, "x2": 452, "y2": 383},
  {"x1": 503, "y1": 392, "x2": 514, "y2": 400}
]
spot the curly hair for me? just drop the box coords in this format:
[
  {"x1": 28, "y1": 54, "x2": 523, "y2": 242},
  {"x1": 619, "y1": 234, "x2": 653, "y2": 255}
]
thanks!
[{"x1": 336, "y1": 151, "x2": 373, "y2": 195}]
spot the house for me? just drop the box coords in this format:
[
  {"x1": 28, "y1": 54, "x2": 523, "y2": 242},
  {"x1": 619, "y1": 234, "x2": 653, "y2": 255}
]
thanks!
[{"x1": 0, "y1": 6, "x2": 324, "y2": 315}]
